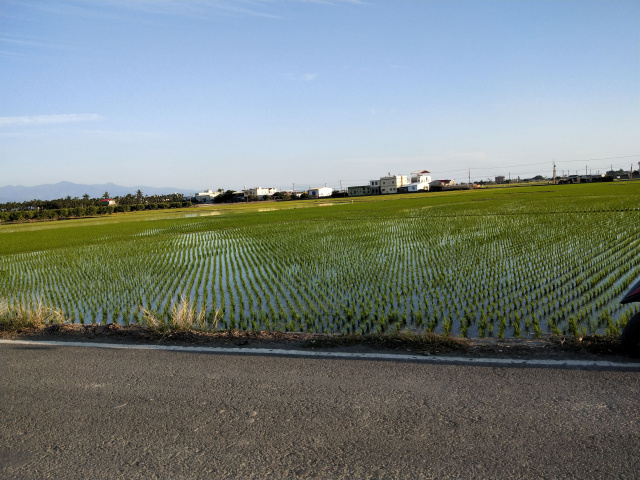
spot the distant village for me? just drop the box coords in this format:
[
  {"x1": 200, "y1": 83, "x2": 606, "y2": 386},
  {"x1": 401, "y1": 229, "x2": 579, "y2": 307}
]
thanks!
[
  {"x1": 193, "y1": 170, "x2": 456, "y2": 204},
  {"x1": 190, "y1": 166, "x2": 639, "y2": 204},
  {"x1": 1, "y1": 165, "x2": 637, "y2": 222}
]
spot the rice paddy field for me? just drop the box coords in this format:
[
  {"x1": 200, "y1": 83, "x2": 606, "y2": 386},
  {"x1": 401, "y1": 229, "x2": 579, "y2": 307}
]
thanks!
[{"x1": 2, "y1": 182, "x2": 639, "y2": 338}]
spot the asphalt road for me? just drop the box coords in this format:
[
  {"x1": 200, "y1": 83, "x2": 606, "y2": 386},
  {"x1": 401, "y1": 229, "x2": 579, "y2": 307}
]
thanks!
[{"x1": 2, "y1": 342, "x2": 639, "y2": 479}]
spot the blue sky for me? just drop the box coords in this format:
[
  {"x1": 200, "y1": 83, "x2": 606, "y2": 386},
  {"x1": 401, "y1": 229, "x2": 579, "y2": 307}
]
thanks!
[{"x1": 1, "y1": 0, "x2": 638, "y2": 192}]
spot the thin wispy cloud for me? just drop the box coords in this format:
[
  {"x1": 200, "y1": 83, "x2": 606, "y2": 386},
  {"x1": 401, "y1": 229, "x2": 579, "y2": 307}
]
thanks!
[
  {"x1": 127, "y1": 0, "x2": 362, "y2": 18},
  {"x1": 0, "y1": 34, "x2": 78, "y2": 59},
  {"x1": 0, "y1": 114, "x2": 104, "y2": 127},
  {"x1": 102, "y1": 0, "x2": 284, "y2": 20},
  {"x1": 2, "y1": 0, "x2": 361, "y2": 24},
  {"x1": 288, "y1": 0, "x2": 364, "y2": 4},
  {"x1": 285, "y1": 73, "x2": 318, "y2": 82},
  {"x1": 4, "y1": 0, "x2": 284, "y2": 22},
  {"x1": 367, "y1": 107, "x2": 397, "y2": 116},
  {"x1": 208, "y1": 2, "x2": 284, "y2": 20},
  {"x1": 0, "y1": 49, "x2": 37, "y2": 59},
  {"x1": 1, "y1": 34, "x2": 75, "y2": 50}
]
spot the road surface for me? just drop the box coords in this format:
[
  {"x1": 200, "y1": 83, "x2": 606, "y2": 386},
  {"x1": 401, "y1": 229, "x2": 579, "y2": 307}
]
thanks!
[{"x1": 2, "y1": 341, "x2": 639, "y2": 479}]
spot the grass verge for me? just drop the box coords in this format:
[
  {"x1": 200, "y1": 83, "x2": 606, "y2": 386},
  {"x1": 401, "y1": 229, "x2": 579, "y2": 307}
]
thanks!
[
  {"x1": 0, "y1": 301, "x2": 66, "y2": 331},
  {"x1": 0, "y1": 301, "x2": 628, "y2": 357},
  {"x1": 138, "y1": 297, "x2": 221, "y2": 334}
]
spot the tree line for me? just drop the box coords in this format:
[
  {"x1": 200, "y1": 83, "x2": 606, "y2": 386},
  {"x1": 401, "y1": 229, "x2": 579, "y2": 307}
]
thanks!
[{"x1": 0, "y1": 190, "x2": 191, "y2": 223}]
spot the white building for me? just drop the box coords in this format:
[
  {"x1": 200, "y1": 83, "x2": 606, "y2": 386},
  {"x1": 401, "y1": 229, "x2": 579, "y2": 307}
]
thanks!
[
  {"x1": 411, "y1": 170, "x2": 432, "y2": 184},
  {"x1": 407, "y1": 182, "x2": 428, "y2": 192},
  {"x1": 308, "y1": 187, "x2": 333, "y2": 198},
  {"x1": 195, "y1": 189, "x2": 219, "y2": 203},
  {"x1": 380, "y1": 174, "x2": 409, "y2": 194},
  {"x1": 406, "y1": 170, "x2": 432, "y2": 192},
  {"x1": 244, "y1": 187, "x2": 278, "y2": 199}
]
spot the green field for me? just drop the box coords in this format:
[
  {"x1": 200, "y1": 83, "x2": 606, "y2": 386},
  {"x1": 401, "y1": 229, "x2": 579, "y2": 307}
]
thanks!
[{"x1": 2, "y1": 182, "x2": 639, "y2": 338}]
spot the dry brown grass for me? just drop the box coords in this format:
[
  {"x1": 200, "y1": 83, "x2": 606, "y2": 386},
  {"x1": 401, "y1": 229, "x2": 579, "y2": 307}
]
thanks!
[
  {"x1": 0, "y1": 300, "x2": 67, "y2": 332},
  {"x1": 138, "y1": 297, "x2": 221, "y2": 333}
]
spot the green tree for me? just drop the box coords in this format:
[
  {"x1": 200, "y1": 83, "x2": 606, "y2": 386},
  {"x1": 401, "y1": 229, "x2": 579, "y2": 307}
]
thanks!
[{"x1": 214, "y1": 190, "x2": 236, "y2": 203}]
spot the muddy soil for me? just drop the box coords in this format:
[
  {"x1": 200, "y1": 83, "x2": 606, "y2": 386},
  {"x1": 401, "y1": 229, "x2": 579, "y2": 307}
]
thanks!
[{"x1": 2, "y1": 324, "x2": 636, "y2": 363}]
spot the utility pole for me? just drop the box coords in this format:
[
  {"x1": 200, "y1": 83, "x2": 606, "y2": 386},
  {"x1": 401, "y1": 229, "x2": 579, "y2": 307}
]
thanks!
[
  {"x1": 340, "y1": 180, "x2": 343, "y2": 192},
  {"x1": 553, "y1": 162, "x2": 556, "y2": 184},
  {"x1": 468, "y1": 168, "x2": 471, "y2": 189}
]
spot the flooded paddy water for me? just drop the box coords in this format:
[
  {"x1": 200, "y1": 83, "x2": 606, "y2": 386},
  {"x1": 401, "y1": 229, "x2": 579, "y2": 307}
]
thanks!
[{"x1": 2, "y1": 186, "x2": 639, "y2": 338}]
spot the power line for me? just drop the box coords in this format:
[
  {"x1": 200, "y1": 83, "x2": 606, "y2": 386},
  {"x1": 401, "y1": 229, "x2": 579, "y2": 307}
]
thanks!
[
  {"x1": 281, "y1": 154, "x2": 640, "y2": 189},
  {"x1": 440, "y1": 154, "x2": 640, "y2": 174}
]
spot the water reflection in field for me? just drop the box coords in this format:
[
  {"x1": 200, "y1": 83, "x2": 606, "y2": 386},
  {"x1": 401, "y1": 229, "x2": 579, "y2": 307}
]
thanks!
[
  {"x1": 2, "y1": 186, "x2": 639, "y2": 338},
  {"x1": 183, "y1": 211, "x2": 222, "y2": 218}
]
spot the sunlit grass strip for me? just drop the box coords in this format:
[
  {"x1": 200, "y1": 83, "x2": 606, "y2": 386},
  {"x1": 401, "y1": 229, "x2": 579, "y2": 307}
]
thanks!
[
  {"x1": 138, "y1": 297, "x2": 222, "y2": 334},
  {"x1": 0, "y1": 299, "x2": 67, "y2": 331}
]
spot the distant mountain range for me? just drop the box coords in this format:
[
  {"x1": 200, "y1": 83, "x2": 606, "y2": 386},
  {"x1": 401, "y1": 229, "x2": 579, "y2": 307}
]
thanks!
[{"x1": 0, "y1": 181, "x2": 195, "y2": 203}]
